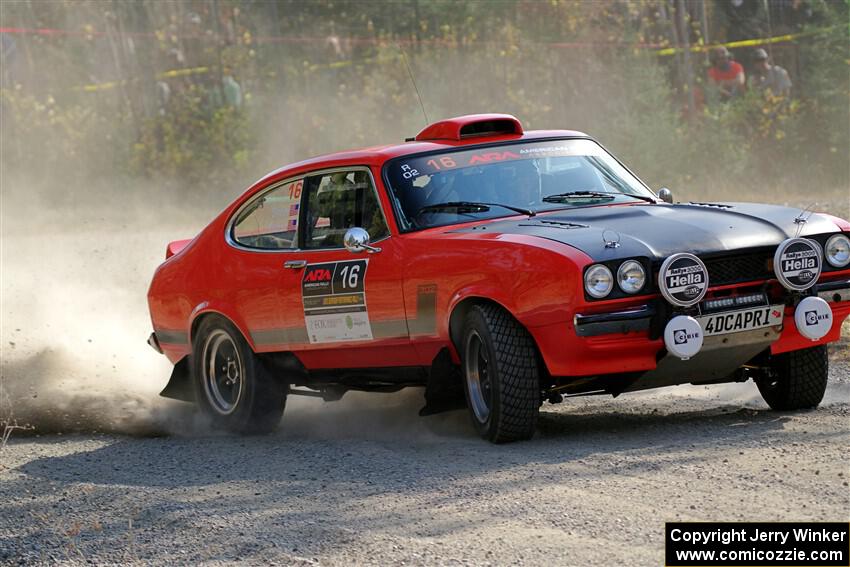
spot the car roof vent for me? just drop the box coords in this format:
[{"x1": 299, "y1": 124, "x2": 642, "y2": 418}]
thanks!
[{"x1": 414, "y1": 113, "x2": 523, "y2": 142}]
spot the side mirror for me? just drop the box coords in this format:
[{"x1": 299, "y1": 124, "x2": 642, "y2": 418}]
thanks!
[
  {"x1": 343, "y1": 227, "x2": 382, "y2": 254},
  {"x1": 657, "y1": 187, "x2": 673, "y2": 204}
]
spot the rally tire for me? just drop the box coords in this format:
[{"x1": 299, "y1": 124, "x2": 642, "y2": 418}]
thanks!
[
  {"x1": 756, "y1": 345, "x2": 828, "y2": 411},
  {"x1": 461, "y1": 304, "x2": 540, "y2": 443},
  {"x1": 191, "y1": 316, "x2": 287, "y2": 434}
]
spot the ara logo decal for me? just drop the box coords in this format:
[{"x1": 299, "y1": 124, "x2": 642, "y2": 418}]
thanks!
[
  {"x1": 774, "y1": 238, "x2": 822, "y2": 291},
  {"x1": 659, "y1": 253, "x2": 709, "y2": 307},
  {"x1": 304, "y1": 268, "x2": 332, "y2": 282},
  {"x1": 468, "y1": 151, "x2": 521, "y2": 165}
]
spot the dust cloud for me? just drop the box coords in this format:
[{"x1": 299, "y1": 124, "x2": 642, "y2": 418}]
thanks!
[
  {"x1": 0, "y1": 182, "x2": 206, "y2": 436},
  {"x1": 0, "y1": 176, "x2": 462, "y2": 439}
]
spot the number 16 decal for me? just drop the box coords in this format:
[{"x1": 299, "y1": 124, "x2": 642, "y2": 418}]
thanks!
[{"x1": 336, "y1": 261, "x2": 365, "y2": 293}]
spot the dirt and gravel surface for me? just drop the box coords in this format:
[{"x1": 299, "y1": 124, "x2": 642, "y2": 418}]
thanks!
[
  {"x1": 1, "y1": 192, "x2": 849, "y2": 566},
  {"x1": 2, "y1": 362, "x2": 849, "y2": 566}
]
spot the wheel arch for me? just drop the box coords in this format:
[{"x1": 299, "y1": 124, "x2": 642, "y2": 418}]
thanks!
[
  {"x1": 448, "y1": 296, "x2": 552, "y2": 384},
  {"x1": 189, "y1": 307, "x2": 256, "y2": 351},
  {"x1": 448, "y1": 296, "x2": 506, "y2": 353}
]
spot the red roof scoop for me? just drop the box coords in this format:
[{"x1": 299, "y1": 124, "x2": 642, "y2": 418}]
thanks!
[{"x1": 414, "y1": 113, "x2": 524, "y2": 142}]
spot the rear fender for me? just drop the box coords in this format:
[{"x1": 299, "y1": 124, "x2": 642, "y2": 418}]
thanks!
[{"x1": 189, "y1": 302, "x2": 257, "y2": 351}]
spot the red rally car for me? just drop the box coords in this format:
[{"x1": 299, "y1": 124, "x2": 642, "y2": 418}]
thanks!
[{"x1": 147, "y1": 113, "x2": 850, "y2": 443}]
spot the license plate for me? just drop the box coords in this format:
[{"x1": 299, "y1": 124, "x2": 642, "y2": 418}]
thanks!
[{"x1": 697, "y1": 305, "x2": 784, "y2": 336}]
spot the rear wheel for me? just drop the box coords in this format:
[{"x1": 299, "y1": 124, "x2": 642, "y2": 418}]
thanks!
[
  {"x1": 756, "y1": 345, "x2": 828, "y2": 411},
  {"x1": 461, "y1": 304, "x2": 540, "y2": 443},
  {"x1": 192, "y1": 316, "x2": 286, "y2": 434}
]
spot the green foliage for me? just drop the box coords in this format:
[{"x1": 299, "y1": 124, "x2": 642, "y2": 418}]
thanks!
[
  {"x1": 0, "y1": 0, "x2": 847, "y2": 200},
  {"x1": 0, "y1": 88, "x2": 131, "y2": 184},
  {"x1": 131, "y1": 86, "x2": 254, "y2": 185}
]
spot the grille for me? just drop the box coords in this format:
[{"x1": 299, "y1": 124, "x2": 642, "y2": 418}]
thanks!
[{"x1": 703, "y1": 252, "x2": 773, "y2": 286}]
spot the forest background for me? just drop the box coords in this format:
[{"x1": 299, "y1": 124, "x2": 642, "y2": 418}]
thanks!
[{"x1": 1, "y1": 0, "x2": 847, "y2": 215}]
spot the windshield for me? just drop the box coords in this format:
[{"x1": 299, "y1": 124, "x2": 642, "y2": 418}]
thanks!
[{"x1": 384, "y1": 139, "x2": 656, "y2": 231}]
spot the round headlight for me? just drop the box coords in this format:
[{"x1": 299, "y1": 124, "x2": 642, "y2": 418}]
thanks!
[
  {"x1": 617, "y1": 260, "x2": 646, "y2": 294},
  {"x1": 585, "y1": 264, "x2": 614, "y2": 298},
  {"x1": 825, "y1": 234, "x2": 850, "y2": 268}
]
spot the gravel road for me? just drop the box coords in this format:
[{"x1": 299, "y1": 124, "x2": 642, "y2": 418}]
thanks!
[
  {"x1": 2, "y1": 193, "x2": 848, "y2": 566},
  {"x1": 2, "y1": 349, "x2": 848, "y2": 566}
]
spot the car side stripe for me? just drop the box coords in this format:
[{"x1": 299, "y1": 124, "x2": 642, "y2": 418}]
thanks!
[
  {"x1": 155, "y1": 329, "x2": 189, "y2": 345},
  {"x1": 251, "y1": 319, "x2": 409, "y2": 346}
]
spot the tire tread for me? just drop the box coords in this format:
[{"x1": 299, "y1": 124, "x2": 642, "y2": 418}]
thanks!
[
  {"x1": 757, "y1": 345, "x2": 828, "y2": 411},
  {"x1": 469, "y1": 304, "x2": 539, "y2": 443}
]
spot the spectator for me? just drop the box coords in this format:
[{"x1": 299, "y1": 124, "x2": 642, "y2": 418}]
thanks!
[
  {"x1": 708, "y1": 46, "x2": 746, "y2": 101},
  {"x1": 749, "y1": 48, "x2": 792, "y2": 97},
  {"x1": 222, "y1": 70, "x2": 243, "y2": 109}
]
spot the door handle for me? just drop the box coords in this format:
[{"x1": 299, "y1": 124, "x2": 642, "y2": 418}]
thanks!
[{"x1": 283, "y1": 260, "x2": 307, "y2": 269}]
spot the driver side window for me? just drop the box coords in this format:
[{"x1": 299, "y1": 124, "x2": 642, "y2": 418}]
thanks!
[{"x1": 301, "y1": 170, "x2": 389, "y2": 249}]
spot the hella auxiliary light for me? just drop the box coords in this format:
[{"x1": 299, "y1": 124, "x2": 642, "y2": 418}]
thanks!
[{"x1": 774, "y1": 238, "x2": 822, "y2": 291}]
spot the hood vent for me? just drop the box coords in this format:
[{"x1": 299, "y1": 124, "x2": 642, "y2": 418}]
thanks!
[
  {"x1": 687, "y1": 202, "x2": 733, "y2": 209},
  {"x1": 519, "y1": 219, "x2": 588, "y2": 230}
]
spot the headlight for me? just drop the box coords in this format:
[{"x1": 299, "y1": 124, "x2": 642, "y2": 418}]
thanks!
[
  {"x1": 585, "y1": 264, "x2": 614, "y2": 298},
  {"x1": 825, "y1": 234, "x2": 850, "y2": 268},
  {"x1": 617, "y1": 260, "x2": 646, "y2": 294}
]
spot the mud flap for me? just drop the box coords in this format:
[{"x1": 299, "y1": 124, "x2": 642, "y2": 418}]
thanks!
[
  {"x1": 159, "y1": 357, "x2": 195, "y2": 402},
  {"x1": 419, "y1": 349, "x2": 467, "y2": 416}
]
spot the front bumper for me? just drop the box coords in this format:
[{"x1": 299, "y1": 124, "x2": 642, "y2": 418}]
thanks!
[{"x1": 532, "y1": 278, "x2": 850, "y2": 379}]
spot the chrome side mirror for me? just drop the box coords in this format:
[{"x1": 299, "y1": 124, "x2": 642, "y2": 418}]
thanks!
[
  {"x1": 658, "y1": 187, "x2": 673, "y2": 204},
  {"x1": 343, "y1": 227, "x2": 381, "y2": 254}
]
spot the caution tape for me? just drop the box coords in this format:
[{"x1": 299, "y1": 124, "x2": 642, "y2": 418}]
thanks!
[
  {"x1": 655, "y1": 25, "x2": 841, "y2": 56},
  {"x1": 75, "y1": 66, "x2": 210, "y2": 92},
  {"x1": 3, "y1": 24, "x2": 842, "y2": 93}
]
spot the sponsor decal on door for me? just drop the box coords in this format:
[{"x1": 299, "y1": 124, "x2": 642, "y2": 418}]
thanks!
[{"x1": 301, "y1": 260, "x2": 373, "y2": 344}]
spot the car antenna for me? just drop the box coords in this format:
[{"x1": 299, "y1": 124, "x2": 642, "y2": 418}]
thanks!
[{"x1": 397, "y1": 42, "x2": 429, "y2": 141}]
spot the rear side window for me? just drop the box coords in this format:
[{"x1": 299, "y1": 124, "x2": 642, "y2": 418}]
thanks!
[
  {"x1": 232, "y1": 180, "x2": 303, "y2": 249},
  {"x1": 301, "y1": 170, "x2": 389, "y2": 249}
]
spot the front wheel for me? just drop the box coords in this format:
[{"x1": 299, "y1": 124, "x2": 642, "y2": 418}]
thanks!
[
  {"x1": 756, "y1": 345, "x2": 828, "y2": 411},
  {"x1": 192, "y1": 316, "x2": 287, "y2": 434},
  {"x1": 461, "y1": 304, "x2": 540, "y2": 443}
]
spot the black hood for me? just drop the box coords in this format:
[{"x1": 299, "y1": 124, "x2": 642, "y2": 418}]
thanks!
[{"x1": 453, "y1": 202, "x2": 843, "y2": 261}]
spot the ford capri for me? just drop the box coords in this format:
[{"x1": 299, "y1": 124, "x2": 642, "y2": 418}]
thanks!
[{"x1": 147, "y1": 114, "x2": 850, "y2": 442}]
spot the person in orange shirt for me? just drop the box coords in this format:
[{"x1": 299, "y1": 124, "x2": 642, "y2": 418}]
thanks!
[{"x1": 708, "y1": 46, "x2": 746, "y2": 101}]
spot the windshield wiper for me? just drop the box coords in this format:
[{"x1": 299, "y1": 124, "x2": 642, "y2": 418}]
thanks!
[
  {"x1": 542, "y1": 191, "x2": 656, "y2": 204},
  {"x1": 417, "y1": 201, "x2": 535, "y2": 217}
]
